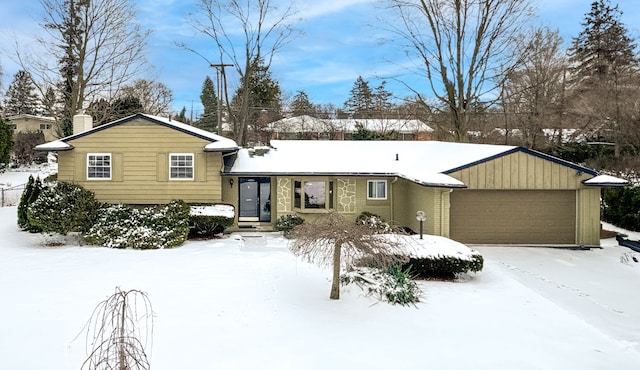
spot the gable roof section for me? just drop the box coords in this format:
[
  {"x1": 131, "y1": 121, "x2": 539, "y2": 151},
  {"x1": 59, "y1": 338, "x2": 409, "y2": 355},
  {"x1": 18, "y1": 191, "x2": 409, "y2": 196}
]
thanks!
[
  {"x1": 442, "y1": 147, "x2": 599, "y2": 177},
  {"x1": 226, "y1": 140, "x2": 617, "y2": 188},
  {"x1": 34, "y1": 113, "x2": 239, "y2": 152}
]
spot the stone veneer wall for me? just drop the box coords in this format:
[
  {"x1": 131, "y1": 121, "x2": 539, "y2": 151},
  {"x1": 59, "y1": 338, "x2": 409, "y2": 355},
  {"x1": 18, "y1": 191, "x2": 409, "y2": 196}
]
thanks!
[
  {"x1": 277, "y1": 178, "x2": 291, "y2": 212},
  {"x1": 337, "y1": 178, "x2": 356, "y2": 213}
]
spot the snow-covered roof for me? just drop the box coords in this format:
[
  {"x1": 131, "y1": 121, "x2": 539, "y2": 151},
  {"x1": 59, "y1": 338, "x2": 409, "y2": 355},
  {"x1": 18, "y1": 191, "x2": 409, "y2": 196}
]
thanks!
[
  {"x1": 34, "y1": 113, "x2": 239, "y2": 152},
  {"x1": 583, "y1": 174, "x2": 629, "y2": 187},
  {"x1": 7, "y1": 114, "x2": 56, "y2": 122},
  {"x1": 227, "y1": 140, "x2": 524, "y2": 188},
  {"x1": 33, "y1": 140, "x2": 72, "y2": 151},
  {"x1": 268, "y1": 115, "x2": 434, "y2": 134}
]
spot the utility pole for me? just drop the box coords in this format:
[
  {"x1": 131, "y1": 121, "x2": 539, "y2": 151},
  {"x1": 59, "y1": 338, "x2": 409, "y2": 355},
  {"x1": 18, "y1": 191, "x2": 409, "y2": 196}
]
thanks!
[{"x1": 210, "y1": 63, "x2": 233, "y2": 136}]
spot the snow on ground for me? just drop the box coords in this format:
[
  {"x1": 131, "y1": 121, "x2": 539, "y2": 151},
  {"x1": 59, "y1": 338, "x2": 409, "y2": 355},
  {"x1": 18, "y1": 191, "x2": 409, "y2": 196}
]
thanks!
[{"x1": 1, "y1": 167, "x2": 640, "y2": 369}]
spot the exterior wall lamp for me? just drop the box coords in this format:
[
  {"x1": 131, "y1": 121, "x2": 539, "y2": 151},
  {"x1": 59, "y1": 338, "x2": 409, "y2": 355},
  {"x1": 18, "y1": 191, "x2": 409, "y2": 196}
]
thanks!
[{"x1": 229, "y1": 178, "x2": 234, "y2": 187}]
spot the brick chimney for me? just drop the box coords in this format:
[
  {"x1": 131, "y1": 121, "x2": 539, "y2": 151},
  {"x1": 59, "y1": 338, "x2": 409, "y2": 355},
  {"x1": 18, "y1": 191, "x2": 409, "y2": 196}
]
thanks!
[{"x1": 73, "y1": 113, "x2": 93, "y2": 135}]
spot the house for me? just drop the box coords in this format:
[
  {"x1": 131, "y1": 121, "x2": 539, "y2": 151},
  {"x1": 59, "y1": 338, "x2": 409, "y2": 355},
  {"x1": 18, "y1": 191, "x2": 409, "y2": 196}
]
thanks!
[
  {"x1": 267, "y1": 115, "x2": 434, "y2": 141},
  {"x1": 35, "y1": 113, "x2": 627, "y2": 246},
  {"x1": 7, "y1": 114, "x2": 59, "y2": 142}
]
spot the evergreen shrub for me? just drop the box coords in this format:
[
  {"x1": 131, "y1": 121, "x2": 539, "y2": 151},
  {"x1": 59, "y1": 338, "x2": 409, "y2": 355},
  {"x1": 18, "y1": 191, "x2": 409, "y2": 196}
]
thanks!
[
  {"x1": 26, "y1": 181, "x2": 102, "y2": 234},
  {"x1": 17, "y1": 175, "x2": 43, "y2": 232},
  {"x1": 356, "y1": 212, "x2": 393, "y2": 233},
  {"x1": 275, "y1": 214, "x2": 304, "y2": 237},
  {"x1": 401, "y1": 253, "x2": 484, "y2": 280},
  {"x1": 602, "y1": 187, "x2": 640, "y2": 232},
  {"x1": 83, "y1": 200, "x2": 191, "y2": 249},
  {"x1": 341, "y1": 265, "x2": 422, "y2": 306},
  {"x1": 189, "y1": 214, "x2": 234, "y2": 238}
]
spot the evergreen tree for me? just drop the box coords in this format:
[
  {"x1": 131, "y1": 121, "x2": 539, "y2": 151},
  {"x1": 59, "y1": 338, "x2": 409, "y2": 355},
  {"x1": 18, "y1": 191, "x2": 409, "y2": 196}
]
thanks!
[
  {"x1": 4, "y1": 70, "x2": 40, "y2": 115},
  {"x1": 568, "y1": 0, "x2": 639, "y2": 156},
  {"x1": 198, "y1": 76, "x2": 218, "y2": 132},
  {"x1": 290, "y1": 90, "x2": 316, "y2": 117},
  {"x1": 343, "y1": 76, "x2": 374, "y2": 118},
  {"x1": 42, "y1": 86, "x2": 58, "y2": 117},
  {"x1": 569, "y1": 0, "x2": 637, "y2": 82},
  {"x1": 373, "y1": 81, "x2": 393, "y2": 116},
  {"x1": 110, "y1": 95, "x2": 143, "y2": 121},
  {"x1": 232, "y1": 58, "x2": 282, "y2": 143},
  {"x1": 177, "y1": 107, "x2": 188, "y2": 123},
  {"x1": 0, "y1": 117, "x2": 14, "y2": 169}
]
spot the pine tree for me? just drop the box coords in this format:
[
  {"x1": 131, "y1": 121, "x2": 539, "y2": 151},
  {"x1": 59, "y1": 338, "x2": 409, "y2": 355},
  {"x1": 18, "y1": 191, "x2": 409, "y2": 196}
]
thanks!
[
  {"x1": 343, "y1": 76, "x2": 374, "y2": 118},
  {"x1": 4, "y1": 70, "x2": 41, "y2": 115},
  {"x1": 42, "y1": 86, "x2": 58, "y2": 117},
  {"x1": 373, "y1": 81, "x2": 393, "y2": 116},
  {"x1": 569, "y1": 0, "x2": 637, "y2": 82},
  {"x1": 198, "y1": 76, "x2": 218, "y2": 132},
  {"x1": 290, "y1": 90, "x2": 316, "y2": 117},
  {"x1": 568, "y1": 0, "x2": 639, "y2": 156},
  {"x1": 0, "y1": 117, "x2": 14, "y2": 169}
]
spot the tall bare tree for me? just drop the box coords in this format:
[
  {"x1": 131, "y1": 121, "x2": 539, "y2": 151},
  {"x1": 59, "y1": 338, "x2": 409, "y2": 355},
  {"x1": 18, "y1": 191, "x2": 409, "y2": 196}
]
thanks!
[
  {"x1": 187, "y1": 0, "x2": 299, "y2": 146},
  {"x1": 384, "y1": 0, "x2": 534, "y2": 142},
  {"x1": 17, "y1": 0, "x2": 150, "y2": 136},
  {"x1": 501, "y1": 27, "x2": 567, "y2": 149},
  {"x1": 119, "y1": 79, "x2": 173, "y2": 116}
]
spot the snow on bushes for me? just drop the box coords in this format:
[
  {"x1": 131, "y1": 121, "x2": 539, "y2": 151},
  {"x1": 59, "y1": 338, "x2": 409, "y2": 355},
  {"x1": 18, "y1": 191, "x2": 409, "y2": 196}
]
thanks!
[
  {"x1": 83, "y1": 200, "x2": 191, "y2": 249},
  {"x1": 342, "y1": 265, "x2": 422, "y2": 306},
  {"x1": 26, "y1": 181, "x2": 102, "y2": 234},
  {"x1": 275, "y1": 214, "x2": 304, "y2": 237},
  {"x1": 189, "y1": 204, "x2": 235, "y2": 238}
]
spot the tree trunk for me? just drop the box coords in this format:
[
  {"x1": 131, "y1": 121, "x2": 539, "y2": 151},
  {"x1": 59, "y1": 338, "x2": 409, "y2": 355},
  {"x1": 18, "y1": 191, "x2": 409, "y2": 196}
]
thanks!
[{"x1": 330, "y1": 243, "x2": 341, "y2": 300}]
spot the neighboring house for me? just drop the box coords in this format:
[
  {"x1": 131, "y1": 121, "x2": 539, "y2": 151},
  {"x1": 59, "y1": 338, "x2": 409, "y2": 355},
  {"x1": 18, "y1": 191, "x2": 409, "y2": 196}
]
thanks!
[
  {"x1": 36, "y1": 113, "x2": 627, "y2": 246},
  {"x1": 7, "y1": 114, "x2": 59, "y2": 142},
  {"x1": 267, "y1": 115, "x2": 434, "y2": 141}
]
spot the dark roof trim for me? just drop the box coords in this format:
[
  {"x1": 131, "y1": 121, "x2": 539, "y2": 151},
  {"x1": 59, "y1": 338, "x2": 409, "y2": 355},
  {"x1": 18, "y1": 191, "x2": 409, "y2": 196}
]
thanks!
[
  {"x1": 61, "y1": 114, "x2": 219, "y2": 144},
  {"x1": 221, "y1": 172, "x2": 466, "y2": 189},
  {"x1": 442, "y1": 147, "x2": 599, "y2": 176},
  {"x1": 582, "y1": 181, "x2": 628, "y2": 187}
]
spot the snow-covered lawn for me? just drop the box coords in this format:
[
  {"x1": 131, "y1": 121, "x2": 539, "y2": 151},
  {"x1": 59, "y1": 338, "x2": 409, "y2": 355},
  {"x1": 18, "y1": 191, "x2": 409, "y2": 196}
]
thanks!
[{"x1": 1, "y1": 167, "x2": 640, "y2": 369}]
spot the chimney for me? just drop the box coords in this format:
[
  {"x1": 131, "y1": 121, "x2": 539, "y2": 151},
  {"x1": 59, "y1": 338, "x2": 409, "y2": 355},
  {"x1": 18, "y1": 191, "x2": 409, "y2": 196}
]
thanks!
[{"x1": 73, "y1": 113, "x2": 93, "y2": 135}]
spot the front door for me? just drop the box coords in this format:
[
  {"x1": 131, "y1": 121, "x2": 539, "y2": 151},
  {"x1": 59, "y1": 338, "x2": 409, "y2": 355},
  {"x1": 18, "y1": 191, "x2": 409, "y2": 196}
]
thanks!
[{"x1": 238, "y1": 177, "x2": 271, "y2": 222}]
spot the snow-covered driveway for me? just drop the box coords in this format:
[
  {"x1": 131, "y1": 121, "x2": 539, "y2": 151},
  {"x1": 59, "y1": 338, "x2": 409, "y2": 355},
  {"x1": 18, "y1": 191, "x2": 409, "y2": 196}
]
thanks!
[{"x1": 476, "y1": 240, "x2": 640, "y2": 353}]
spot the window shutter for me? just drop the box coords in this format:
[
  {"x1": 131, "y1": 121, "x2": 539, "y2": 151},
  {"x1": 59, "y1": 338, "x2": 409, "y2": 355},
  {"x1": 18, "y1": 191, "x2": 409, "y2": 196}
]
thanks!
[
  {"x1": 157, "y1": 153, "x2": 168, "y2": 182},
  {"x1": 113, "y1": 153, "x2": 123, "y2": 182},
  {"x1": 75, "y1": 152, "x2": 86, "y2": 181}
]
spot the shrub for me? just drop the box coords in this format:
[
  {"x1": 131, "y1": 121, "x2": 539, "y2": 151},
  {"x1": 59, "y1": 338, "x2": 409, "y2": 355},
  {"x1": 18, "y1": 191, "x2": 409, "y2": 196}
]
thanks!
[
  {"x1": 17, "y1": 175, "x2": 43, "y2": 232},
  {"x1": 26, "y1": 181, "x2": 102, "y2": 234},
  {"x1": 401, "y1": 253, "x2": 484, "y2": 280},
  {"x1": 275, "y1": 214, "x2": 304, "y2": 237},
  {"x1": 83, "y1": 200, "x2": 190, "y2": 249},
  {"x1": 356, "y1": 212, "x2": 393, "y2": 234},
  {"x1": 189, "y1": 205, "x2": 235, "y2": 238},
  {"x1": 341, "y1": 265, "x2": 422, "y2": 306},
  {"x1": 13, "y1": 131, "x2": 47, "y2": 165},
  {"x1": 602, "y1": 187, "x2": 640, "y2": 232}
]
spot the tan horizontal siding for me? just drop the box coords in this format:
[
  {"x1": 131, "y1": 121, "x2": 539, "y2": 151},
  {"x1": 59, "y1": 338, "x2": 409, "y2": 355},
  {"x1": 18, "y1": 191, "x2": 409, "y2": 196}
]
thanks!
[
  {"x1": 449, "y1": 151, "x2": 590, "y2": 190},
  {"x1": 61, "y1": 118, "x2": 225, "y2": 204}
]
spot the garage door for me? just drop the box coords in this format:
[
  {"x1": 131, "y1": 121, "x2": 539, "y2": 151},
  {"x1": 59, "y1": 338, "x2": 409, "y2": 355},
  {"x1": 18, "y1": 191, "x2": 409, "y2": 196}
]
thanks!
[{"x1": 450, "y1": 190, "x2": 576, "y2": 244}]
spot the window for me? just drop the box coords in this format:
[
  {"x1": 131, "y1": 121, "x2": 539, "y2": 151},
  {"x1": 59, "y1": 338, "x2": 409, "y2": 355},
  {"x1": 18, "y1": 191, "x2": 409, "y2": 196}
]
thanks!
[
  {"x1": 294, "y1": 180, "x2": 334, "y2": 210},
  {"x1": 87, "y1": 153, "x2": 111, "y2": 180},
  {"x1": 170, "y1": 153, "x2": 194, "y2": 180},
  {"x1": 367, "y1": 180, "x2": 387, "y2": 200},
  {"x1": 40, "y1": 123, "x2": 52, "y2": 130}
]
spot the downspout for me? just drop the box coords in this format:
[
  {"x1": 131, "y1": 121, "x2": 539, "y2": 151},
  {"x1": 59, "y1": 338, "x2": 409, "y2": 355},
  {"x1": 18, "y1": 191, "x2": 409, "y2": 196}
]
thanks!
[{"x1": 391, "y1": 177, "x2": 398, "y2": 224}]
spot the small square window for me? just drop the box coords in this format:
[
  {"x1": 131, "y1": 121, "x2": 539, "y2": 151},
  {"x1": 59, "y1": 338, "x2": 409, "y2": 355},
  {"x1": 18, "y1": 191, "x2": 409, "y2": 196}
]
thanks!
[
  {"x1": 87, "y1": 153, "x2": 111, "y2": 180},
  {"x1": 170, "y1": 153, "x2": 194, "y2": 180},
  {"x1": 367, "y1": 180, "x2": 387, "y2": 200}
]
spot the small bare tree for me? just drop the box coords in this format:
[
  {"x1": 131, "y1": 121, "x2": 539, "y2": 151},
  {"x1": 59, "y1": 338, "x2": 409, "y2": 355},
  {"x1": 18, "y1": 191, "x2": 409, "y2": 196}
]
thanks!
[
  {"x1": 78, "y1": 288, "x2": 154, "y2": 370},
  {"x1": 289, "y1": 212, "x2": 408, "y2": 300}
]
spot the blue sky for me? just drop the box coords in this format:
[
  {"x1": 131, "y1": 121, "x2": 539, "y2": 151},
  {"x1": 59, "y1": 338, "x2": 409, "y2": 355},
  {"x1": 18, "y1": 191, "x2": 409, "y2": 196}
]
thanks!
[{"x1": 2, "y1": 0, "x2": 640, "y2": 116}]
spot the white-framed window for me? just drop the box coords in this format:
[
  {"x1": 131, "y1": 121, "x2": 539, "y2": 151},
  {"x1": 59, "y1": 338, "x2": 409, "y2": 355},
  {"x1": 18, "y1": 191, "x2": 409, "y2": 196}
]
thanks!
[
  {"x1": 294, "y1": 180, "x2": 334, "y2": 210},
  {"x1": 367, "y1": 180, "x2": 387, "y2": 200},
  {"x1": 170, "y1": 153, "x2": 194, "y2": 180},
  {"x1": 87, "y1": 153, "x2": 111, "y2": 180}
]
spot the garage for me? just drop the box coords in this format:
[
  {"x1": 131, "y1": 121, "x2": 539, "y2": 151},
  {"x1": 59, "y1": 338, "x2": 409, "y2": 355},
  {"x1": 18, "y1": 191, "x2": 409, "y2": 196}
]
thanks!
[{"x1": 450, "y1": 190, "x2": 576, "y2": 244}]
